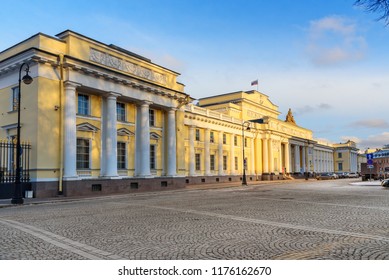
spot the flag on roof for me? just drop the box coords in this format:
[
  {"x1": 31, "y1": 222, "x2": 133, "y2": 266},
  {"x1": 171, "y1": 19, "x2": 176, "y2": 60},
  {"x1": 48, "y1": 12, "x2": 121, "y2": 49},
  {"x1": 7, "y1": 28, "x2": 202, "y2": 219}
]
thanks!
[{"x1": 251, "y1": 79, "x2": 258, "y2": 86}]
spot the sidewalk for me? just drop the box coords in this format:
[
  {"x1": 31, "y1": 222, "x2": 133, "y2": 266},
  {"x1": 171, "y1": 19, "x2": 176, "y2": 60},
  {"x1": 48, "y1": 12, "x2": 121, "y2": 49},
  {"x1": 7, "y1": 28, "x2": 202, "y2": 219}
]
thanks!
[
  {"x1": 0, "y1": 178, "x2": 306, "y2": 208},
  {"x1": 349, "y1": 181, "x2": 382, "y2": 186}
]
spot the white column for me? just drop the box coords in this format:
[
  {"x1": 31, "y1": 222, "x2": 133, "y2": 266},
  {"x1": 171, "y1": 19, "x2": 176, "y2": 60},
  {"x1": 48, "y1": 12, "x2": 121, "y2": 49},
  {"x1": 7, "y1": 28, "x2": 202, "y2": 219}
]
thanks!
[
  {"x1": 262, "y1": 137, "x2": 269, "y2": 173},
  {"x1": 189, "y1": 126, "x2": 195, "y2": 176},
  {"x1": 294, "y1": 145, "x2": 300, "y2": 173},
  {"x1": 63, "y1": 82, "x2": 78, "y2": 179},
  {"x1": 277, "y1": 141, "x2": 282, "y2": 173},
  {"x1": 218, "y1": 131, "x2": 223, "y2": 175},
  {"x1": 284, "y1": 143, "x2": 290, "y2": 174},
  {"x1": 166, "y1": 108, "x2": 177, "y2": 176},
  {"x1": 230, "y1": 134, "x2": 235, "y2": 175},
  {"x1": 302, "y1": 145, "x2": 306, "y2": 173},
  {"x1": 269, "y1": 139, "x2": 274, "y2": 173},
  {"x1": 137, "y1": 101, "x2": 152, "y2": 177},
  {"x1": 250, "y1": 138, "x2": 255, "y2": 175},
  {"x1": 319, "y1": 151, "x2": 323, "y2": 173},
  {"x1": 313, "y1": 149, "x2": 317, "y2": 173},
  {"x1": 204, "y1": 128, "x2": 211, "y2": 175},
  {"x1": 104, "y1": 93, "x2": 119, "y2": 177}
]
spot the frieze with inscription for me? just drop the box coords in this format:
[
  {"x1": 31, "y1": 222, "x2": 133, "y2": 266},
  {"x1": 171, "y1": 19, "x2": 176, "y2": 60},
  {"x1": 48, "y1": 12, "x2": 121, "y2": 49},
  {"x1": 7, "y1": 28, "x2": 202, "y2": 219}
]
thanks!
[{"x1": 90, "y1": 48, "x2": 168, "y2": 85}]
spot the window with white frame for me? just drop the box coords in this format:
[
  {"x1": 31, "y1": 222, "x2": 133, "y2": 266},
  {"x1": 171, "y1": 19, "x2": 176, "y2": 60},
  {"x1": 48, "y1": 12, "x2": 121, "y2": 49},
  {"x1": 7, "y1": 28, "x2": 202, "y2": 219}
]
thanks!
[
  {"x1": 76, "y1": 138, "x2": 90, "y2": 169},
  {"x1": 338, "y1": 162, "x2": 343, "y2": 171},
  {"x1": 210, "y1": 155, "x2": 215, "y2": 170},
  {"x1": 150, "y1": 144, "x2": 156, "y2": 170},
  {"x1": 117, "y1": 142, "x2": 126, "y2": 169},
  {"x1": 235, "y1": 156, "x2": 238, "y2": 170},
  {"x1": 195, "y1": 153, "x2": 201, "y2": 171},
  {"x1": 11, "y1": 87, "x2": 19, "y2": 111},
  {"x1": 210, "y1": 131, "x2": 214, "y2": 143},
  {"x1": 195, "y1": 129, "x2": 200, "y2": 141},
  {"x1": 234, "y1": 136, "x2": 238, "y2": 146},
  {"x1": 149, "y1": 109, "x2": 155, "y2": 127},
  {"x1": 117, "y1": 102, "x2": 126, "y2": 122},
  {"x1": 77, "y1": 94, "x2": 90, "y2": 115},
  {"x1": 223, "y1": 134, "x2": 227, "y2": 144},
  {"x1": 223, "y1": 155, "x2": 228, "y2": 170}
]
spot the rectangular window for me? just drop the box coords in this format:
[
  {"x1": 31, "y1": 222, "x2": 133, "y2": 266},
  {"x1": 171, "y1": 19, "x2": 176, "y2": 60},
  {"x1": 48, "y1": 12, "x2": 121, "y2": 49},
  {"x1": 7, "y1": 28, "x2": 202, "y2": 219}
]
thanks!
[
  {"x1": 234, "y1": 136, "x2": 238, "y2": 146},
  {"x1": 235, "y1": 156, "x2": 239, "y2": 170},
  {"x1": 117, "y1": 142, "x2": 126, "y2": 169},
  {"x1": 223, "y1": 134, "x2": 227, "y2": 144},
  {"x1": 150, "y1": 144, "x2": 156, "y2": 170},
  {"x1": 338, "y1": 162, "x2": 343, "y2": 171},
  {"x1": 78, "y1": 94, "x2": 89, "y2": 115},
  {"x1": 117, "y1": 102, "x2": 126, "y2": 122},
  {"x1": 195, "y1": 129, "x2": 200, "y2": 141},
  {"x1": 149, "y1": 109, "x2": 155, "y2": 127},
  {"x1": 195, "y1": 153, "x2": 201, "y2": 171},
  {"x1": 223, "y1": 155, "x2": 228, "y2": 170},
  {"x1": 244, "y1": 138, "x2": 248, "y2": 147},
  {"x1": 210, "y1": 131, "x2": 214, "y2": 143},
  {"x1": 11, "y1": 87, "x2": 19, "y2": 111},
  {"x1": 210, "y1": 155, "x2": 215, "y2": 170},
  {"x1": 338, "y1": 152, "x2": 342, "y2": 158},
  {"x1": 76, "y1": 138, "x2": 90, "y2": 169}
]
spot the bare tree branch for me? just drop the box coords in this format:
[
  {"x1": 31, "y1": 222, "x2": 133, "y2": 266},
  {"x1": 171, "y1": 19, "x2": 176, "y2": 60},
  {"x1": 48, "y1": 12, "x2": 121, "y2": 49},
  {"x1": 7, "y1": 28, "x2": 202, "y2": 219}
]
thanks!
[{"x1": 355, "y1": 0, "x2": 389, "y2": 25}]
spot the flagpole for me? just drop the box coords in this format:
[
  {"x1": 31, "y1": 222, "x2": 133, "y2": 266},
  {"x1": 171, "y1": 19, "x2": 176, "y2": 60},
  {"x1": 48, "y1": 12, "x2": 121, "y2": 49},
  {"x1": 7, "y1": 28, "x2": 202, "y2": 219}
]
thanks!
[{"x1": 251, "y1": 79, "x2": 259, "y2": 91}]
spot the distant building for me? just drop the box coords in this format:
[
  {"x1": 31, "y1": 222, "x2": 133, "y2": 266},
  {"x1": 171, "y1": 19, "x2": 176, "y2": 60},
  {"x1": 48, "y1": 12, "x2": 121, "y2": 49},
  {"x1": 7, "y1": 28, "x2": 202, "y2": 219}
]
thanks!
[
  {"x1": 372, "y1": 147, "x2": 389, "y2": 176},
  {"x1": 0, "y1": 30, "x2": 359, "y2": 198},
  {"x1": 333, "y1": 140, "x2": 359, "y2": 173}
]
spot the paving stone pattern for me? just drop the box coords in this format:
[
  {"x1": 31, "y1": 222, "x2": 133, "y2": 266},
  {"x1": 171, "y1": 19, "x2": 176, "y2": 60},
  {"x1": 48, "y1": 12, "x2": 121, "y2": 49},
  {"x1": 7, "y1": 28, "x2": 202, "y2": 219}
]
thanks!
[{"x1": 1, "y1": 179, "x2": 389, "y2": 260}]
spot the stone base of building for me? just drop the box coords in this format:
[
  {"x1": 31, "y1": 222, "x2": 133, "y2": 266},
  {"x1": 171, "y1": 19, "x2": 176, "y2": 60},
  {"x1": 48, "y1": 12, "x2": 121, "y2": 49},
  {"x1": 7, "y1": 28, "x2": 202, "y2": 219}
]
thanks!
[
  {"x1": 185, "y1": 175, "x2": 247, "y2": 185},
  {"x1": 185, "y1": 174, "x2": 284, "y2": 185},
  {"x1": 259, "y1": 173, "x2": 285, "y2": 181},
  {"x1": 9, "y1": 173, "x2": 293, "y2": 199},
  {"x1": 27, "y1": 177, "x2": 186, "y2": 198}
]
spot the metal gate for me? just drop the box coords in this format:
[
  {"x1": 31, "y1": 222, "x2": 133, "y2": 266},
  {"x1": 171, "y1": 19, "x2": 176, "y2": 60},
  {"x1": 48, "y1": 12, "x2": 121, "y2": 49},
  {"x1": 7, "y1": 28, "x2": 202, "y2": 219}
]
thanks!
[{"x1": 0, "y1": 139, "x2": 31, "y2": 184}]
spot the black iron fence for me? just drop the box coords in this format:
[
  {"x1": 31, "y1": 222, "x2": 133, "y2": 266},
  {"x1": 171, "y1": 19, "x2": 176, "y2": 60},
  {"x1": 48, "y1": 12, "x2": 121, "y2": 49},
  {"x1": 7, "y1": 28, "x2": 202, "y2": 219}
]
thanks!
[{"x1": 0, "y1": 139, "x2": 31, "y2": 184}]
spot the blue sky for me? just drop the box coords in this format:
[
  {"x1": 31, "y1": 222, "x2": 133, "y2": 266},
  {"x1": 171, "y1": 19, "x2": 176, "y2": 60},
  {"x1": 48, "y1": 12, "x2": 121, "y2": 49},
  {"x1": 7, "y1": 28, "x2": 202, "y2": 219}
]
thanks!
[{"x1": 1, "y1": 0, "x2": 388, "y2": 150}]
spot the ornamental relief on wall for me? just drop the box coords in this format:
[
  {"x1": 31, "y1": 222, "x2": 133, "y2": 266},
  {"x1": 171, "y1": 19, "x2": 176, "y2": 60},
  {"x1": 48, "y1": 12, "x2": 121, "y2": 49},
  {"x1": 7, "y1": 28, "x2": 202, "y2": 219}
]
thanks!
[{"x1": 90, "y1": 48, "x2": 168, "y2": 85}]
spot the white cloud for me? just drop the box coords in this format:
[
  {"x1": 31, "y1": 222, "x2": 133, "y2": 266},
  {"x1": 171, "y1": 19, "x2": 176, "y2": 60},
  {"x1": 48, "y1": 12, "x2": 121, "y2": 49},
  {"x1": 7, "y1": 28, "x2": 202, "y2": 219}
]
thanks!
[
  {"x1": 295, "y1": 103, "x2": 332, "y2": 115},
  {"x1": 348, "y1": 119, "x2": 389, "y2": 129},
  {"x1": 342, "y1": 132, "x2": 389, "y2": 150},
  {"x1": 306, "y1": 16, "x2": 367, "y2": 66}
]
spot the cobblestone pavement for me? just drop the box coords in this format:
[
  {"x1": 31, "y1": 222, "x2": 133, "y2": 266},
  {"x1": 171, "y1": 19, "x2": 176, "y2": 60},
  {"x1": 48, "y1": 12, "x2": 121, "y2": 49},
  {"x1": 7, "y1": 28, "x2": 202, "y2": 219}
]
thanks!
[{"x1": 1, "y1": 179, "x2": 389, "y2": 260}]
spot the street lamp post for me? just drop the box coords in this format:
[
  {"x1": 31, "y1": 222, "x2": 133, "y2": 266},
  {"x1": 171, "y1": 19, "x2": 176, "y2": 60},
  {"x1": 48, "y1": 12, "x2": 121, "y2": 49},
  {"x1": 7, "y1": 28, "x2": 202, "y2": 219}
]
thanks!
[
  {"x1": 242, "y1": 121, "x2": 251, "y2": 186},
  {"x1": 11, "y1": 63, "x2": 33, "y2": 205},
  {"x1": 242, "y1": 118, "x2": 265, "y2": 186}
]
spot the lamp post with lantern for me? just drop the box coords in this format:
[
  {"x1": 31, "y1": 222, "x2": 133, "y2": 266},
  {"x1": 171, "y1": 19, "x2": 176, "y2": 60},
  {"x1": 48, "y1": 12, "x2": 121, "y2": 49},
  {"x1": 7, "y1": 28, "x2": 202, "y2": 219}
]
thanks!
[
  {"x1": 241, "y1": 118, "x2": 265, "y2": 186},
  {"x1": 11, "y1": 63, "x2": 33, "y2": 205}
]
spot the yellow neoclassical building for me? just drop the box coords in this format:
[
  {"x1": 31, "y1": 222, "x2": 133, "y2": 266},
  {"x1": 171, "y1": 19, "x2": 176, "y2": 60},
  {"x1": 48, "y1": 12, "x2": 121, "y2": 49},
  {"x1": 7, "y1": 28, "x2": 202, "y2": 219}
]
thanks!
[{"x1": 0, "y1": 30, "x2": 353, "y2": 198}]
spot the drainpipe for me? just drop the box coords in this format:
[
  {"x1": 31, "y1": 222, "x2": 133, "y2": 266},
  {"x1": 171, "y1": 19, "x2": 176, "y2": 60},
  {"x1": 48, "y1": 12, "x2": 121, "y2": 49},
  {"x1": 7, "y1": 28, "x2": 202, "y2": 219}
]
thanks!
[{"x1": 58, "y1": 54, "x2": 64, "y2": 195}]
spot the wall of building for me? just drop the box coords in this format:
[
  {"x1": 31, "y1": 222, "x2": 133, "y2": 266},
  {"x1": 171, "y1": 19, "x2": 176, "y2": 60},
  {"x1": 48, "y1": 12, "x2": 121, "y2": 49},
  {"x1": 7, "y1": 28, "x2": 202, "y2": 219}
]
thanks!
[{"x1": 0, "y1": 30, "x2": 361, "y2": 198}]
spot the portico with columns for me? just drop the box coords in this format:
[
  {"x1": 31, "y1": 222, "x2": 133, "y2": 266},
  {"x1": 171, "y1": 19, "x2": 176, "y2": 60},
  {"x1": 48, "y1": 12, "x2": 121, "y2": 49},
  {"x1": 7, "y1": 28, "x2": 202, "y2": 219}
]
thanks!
[{"x1": 50, "y1": 30, "x2": 190, "y2": 196}]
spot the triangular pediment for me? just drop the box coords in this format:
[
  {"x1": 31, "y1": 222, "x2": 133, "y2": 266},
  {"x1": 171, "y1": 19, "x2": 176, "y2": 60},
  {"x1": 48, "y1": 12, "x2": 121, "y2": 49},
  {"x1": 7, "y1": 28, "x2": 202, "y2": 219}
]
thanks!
[
  {"x1": 117, "y1": 128, "x2": 134, "y2": 136},
  {"x1": 76, "y1": 122, "x2": 100, "y2": 132},
  {"x1": 150, "y1": 132, "x2": 161, "y2": 140}
]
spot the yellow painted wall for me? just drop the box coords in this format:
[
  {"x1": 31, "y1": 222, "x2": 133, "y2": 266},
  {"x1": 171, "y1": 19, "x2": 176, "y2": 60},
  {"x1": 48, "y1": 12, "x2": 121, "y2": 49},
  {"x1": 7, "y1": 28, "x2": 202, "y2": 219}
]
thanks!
[
  {"x1": 176, "y1": 109, "x2": 186, "y2": 175},
  {"x1": 35, "y1": 77, "x2": 61, "y2": 179},
  {"x1": 0, "y1": 34, "x2": 66, "y2": 62}
]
